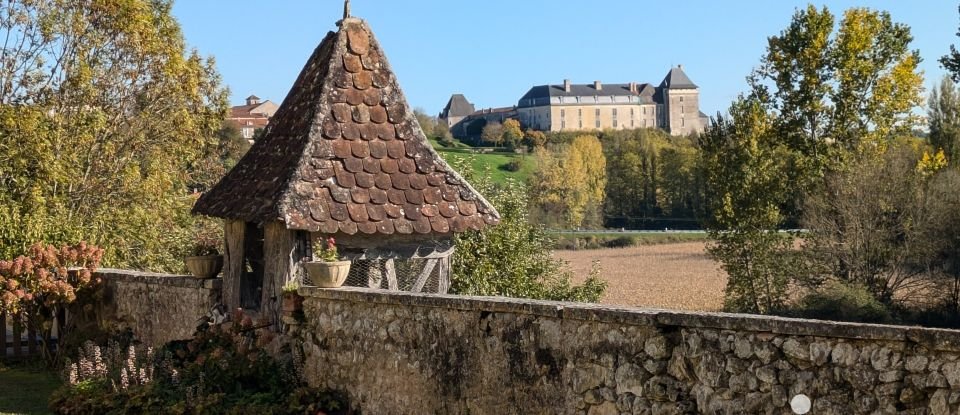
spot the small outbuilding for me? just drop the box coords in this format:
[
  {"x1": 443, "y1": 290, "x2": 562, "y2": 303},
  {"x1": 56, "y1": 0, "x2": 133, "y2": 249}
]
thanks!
[{"x1": 192, "y1": 10, "x2": 499, "y2": 323}]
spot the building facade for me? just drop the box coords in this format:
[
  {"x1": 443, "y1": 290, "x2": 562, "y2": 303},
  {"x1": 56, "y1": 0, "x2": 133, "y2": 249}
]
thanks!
[
  {"x1": 227, "y1": 95, "x2": 279, "y2": 140},
  {"x1": 441, "y1": 65, "x2": 707, "y2": 138}
]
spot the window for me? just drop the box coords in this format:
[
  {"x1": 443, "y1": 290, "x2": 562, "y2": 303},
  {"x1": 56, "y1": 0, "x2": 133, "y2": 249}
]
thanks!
[
  {"x1": 682, "y1": 105, "x2": 685, "y2": 114},
  {"x1": 579, "y1": 120, "x2": 583, "y2": 129},
  {"x1": 680, "y1": 96, "x2": 684, "y2": 102},
  {"x1": 631, "y1": 108, "x2": 635, "y2": 118},
  {"x1": 561, "y1": 109, "x2": 566, "y2": 118},
  {"x1": 242, "y1": 127, "x2": 254, "y2": 139},
  {"x1": 682, "y1": 118, "x2": 686, "y2": 127},
  {"x1": 643, "y1": 107, "x2": 646, "y2": 115},
  {"x1": 561, "y1": 120, "x2": 566, "y2": 129},
  {"x1": 613, "y1": 108, "x2": 618, "y2": 128},
  {"x1": 595, "y1": 108, "x2": 601, "y2": 117}
]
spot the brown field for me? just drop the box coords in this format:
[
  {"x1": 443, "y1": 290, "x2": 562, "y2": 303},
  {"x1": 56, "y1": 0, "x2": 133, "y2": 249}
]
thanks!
[{"x1": 556, "y1": 242, "x2": 728, "y2": 312}]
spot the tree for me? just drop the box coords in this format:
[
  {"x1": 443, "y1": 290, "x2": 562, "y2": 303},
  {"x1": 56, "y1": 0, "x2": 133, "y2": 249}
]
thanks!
[
  {"x1": 523, "y1": 129, "x2": 547, "y2": 150},
  {"x1": 706, "y1": 5, "x2": 925, "y2": 314},
  {"x1": 801, "y1": 143, "x2": 960, "y2": 309},
  {"x1": 414, "y1": 108, "x2": 438, "y2": 138},
  {"x1": 451, "y1": 162, "x2": 606, "y2": 302},
  {"x1": 658, "y1": 144, "x2": 700, "y2": 217},
  {"x1": 941, "y1": 5, "x2": 960, "y2": 82},
  {"x1": 532, "y1": 136, "x2": 606, "y2": 228},
  {"x1": 748, "y1": 5, "x2": 924, "y2": 182},
  {"x1": 0, "y1": 0, "x2": 228, "y2": 272},
  {"x1": 481, "y1": 121, "x2": 504, "y2": 146},
  {"x1": 701, "y1": 99, "x2": 797, "y2": 314},
  {"x1": 434, "y1": 121, "x2": 454, "y2": 145},
  {"x1": 603, "y1": 129, "x2": 668, "y2": 220},
  {"x1": 501, "y1": 118, "x2": 523, "y2": 149},
  {"x1": 929, "y1": 75, "x2": 960, "y2": 165}
]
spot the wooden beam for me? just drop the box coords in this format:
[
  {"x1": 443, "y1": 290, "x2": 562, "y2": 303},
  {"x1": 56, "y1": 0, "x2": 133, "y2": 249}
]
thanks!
[
  {"x1": 367, "y1": 260, "x2": 383, "y2": 289},
  {"x1": 411, "y1": 259, "x2": 438, "y2": 293},
  {"x1": 263, "y1": 221, "x2": 298, "y2": 328},
  {"x1": 384, "y1": 259, "x2": 398, "y2": 290},
  {"x1": 437, "y1": 256, "x2": 451, "y2": 294},
  {"x1": 223, "y1": 220, "x2": 246, "y2": 312},
  {"x1": 345, "y1": 241, "x2": 455, "y2": 261}
]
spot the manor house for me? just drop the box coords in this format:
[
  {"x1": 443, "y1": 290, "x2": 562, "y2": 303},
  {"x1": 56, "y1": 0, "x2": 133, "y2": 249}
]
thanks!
[{"x1": 441, "y1": 65, "x2": 707, "y2": 138}]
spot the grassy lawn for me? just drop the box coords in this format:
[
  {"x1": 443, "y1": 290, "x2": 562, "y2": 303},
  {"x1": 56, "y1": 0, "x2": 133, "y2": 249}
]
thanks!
[
  {"x1": 429, "y1": 142, "x2": 535, "y2": 185},
  {"x1": 0, "y1": 362, "x2": 60, "y2": 415}
]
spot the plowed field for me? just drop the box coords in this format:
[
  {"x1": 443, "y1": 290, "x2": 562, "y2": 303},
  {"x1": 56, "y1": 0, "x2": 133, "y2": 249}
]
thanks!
[{"x1": 556, "y1": 242, "x2": 727, "y2": 311}]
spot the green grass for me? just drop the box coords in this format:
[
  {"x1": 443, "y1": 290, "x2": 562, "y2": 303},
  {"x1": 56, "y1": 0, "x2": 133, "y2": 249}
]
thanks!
[
  {"x1": 0, "y1": 363, "x2": 61, "y2": 415},
  {"x1": 440, "y1": 152, "x2": 536, "y2": 184}
]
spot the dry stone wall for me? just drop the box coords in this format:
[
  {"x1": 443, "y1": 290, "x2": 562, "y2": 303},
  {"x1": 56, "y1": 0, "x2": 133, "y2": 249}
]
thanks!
[
  {"x1": 94, "y1": 269, "x2": 221, "y2": 346},
  {"x1": 297, "y1": 287, "x2": 960, "y2": 415}
]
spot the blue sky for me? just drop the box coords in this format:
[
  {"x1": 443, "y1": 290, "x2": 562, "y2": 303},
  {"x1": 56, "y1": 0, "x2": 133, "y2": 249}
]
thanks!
[{"x1": 172, "y1": 1, "x2": 959, "y2": 116}]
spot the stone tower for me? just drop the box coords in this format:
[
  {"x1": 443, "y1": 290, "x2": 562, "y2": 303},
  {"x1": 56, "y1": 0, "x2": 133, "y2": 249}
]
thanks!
[{"x1": 659, "y1": 65, "x2": 701, "y2": 136}]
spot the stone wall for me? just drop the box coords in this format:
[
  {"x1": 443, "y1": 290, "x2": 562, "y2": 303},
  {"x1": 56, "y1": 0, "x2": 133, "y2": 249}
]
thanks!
[
  {"x1": 297, "y1": 287, "x2": 960, "y2": 414},
  {"x1": 94, "y1": 269, "x2": 221, "y2": 346}
]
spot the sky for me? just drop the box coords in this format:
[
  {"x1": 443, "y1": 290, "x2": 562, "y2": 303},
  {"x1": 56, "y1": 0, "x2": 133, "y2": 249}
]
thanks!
[{"x1": 172, "y1": 1, "x2": 960, "y2": 117}]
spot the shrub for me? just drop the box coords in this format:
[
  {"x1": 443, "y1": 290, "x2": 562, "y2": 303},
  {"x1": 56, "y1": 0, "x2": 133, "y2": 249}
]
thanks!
[
  {"x1": 50, "y1": 311, "x2": 349, "y2": 414},
  {"x1": 788, "y1": 282, "x2": 892, "y2": 324},
  {"x1": 0, "y1": 242, "x2": 104, "y2": 365},
  {"x1": 602, "y1": 236, "x2": 638, "y2": 249},
  {"x1": 451, "y1": 161, "x2": 606, "y2": 303},
  {"x1": 500, "y1": 160, "x2": 523, "y2": 172}
]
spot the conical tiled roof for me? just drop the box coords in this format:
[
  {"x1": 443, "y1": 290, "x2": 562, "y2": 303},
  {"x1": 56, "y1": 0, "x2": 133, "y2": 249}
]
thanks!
[
  {"x1": 659, "y1": 65, "x2": 698, "y2": 89},
  {"x1": 193, "y1": 17, "x2": 500, "y2": 235}
]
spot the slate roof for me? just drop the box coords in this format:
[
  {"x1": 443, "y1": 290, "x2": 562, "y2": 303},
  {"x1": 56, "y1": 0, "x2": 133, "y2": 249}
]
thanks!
[
  {"x1": 659, "y1": 66, "x2": 698, "y2": 89},
  {"x1": 441, "y1": 94, "x2": 475, "y2": 118},
  {"x1": 519, "y1": 83, "x2": 641, "y2": 101},
  {"x1": 193, "y1": 18, "x2": 500, "y2": 235}
]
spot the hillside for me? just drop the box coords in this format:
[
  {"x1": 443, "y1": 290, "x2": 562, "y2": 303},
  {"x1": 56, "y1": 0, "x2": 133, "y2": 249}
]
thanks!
[{"x1": 430, "y1": 139, "x2": 536, "y2": 184}]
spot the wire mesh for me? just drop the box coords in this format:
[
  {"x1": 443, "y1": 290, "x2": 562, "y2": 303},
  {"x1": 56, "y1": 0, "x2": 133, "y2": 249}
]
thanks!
[{"x1": 343, "y1": 258, "x2": 442, "y2": 293}]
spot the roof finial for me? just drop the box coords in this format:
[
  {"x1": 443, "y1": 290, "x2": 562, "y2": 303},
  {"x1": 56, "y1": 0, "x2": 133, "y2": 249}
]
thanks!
[{"x1": 343, "y1": 0, "x2": 351, "y2": 19}]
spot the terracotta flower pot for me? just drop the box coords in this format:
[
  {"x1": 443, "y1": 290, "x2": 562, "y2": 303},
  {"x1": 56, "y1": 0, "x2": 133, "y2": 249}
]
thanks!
[
  {"x1": 282, "y1": 292, "x2": 304, "y2": 316},
  {"x1": 185, "y1": 255, "x2": 224, "y2": 278},
  {"x1": 304, "y1": 261, "x2": 351, "y2": 288}
]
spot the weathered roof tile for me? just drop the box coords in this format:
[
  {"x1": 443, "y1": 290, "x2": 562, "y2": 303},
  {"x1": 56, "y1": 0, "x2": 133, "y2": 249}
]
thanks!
[{"x1": 192, "y1": 18, "x2": 499, "y2": 234}]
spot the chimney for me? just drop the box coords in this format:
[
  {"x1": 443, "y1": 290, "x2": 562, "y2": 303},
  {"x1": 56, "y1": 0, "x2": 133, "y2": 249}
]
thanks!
[
  {"x1": 629, "y1": 82, "x2": 638, "y2": 93},
  {"x1": 563, "y1": 79, "x2": 572, "y2": 93},
  {"x1": 594, "y1": 80, "x2": 602, "y2": 91},
  {"x1": 678, "y1": 64, "x2": 683, "y2": 70}
]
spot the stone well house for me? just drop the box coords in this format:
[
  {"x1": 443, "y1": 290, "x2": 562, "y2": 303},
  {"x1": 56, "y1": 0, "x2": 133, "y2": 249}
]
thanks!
[{"x1": 192, "y1": 13, "x2": 499, "y2": 323}]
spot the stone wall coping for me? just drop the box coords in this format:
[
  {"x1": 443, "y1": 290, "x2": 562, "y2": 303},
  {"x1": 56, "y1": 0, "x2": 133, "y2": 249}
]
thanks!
[
  {"x1": 96, "y1": 269, "x2": 222, "y2": 290},
  {"x1": 300, "y1": 286, "x2": 960, "y2": 350}
]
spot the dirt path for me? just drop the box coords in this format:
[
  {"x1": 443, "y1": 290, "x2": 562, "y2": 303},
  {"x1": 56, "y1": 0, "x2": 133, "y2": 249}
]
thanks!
[{"x1": 555, "y1": 242, "x2": 727, "y2": 312}]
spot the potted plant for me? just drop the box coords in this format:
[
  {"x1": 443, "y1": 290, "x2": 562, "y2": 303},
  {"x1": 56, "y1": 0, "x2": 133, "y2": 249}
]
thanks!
[
  {"x1": 281, "y1": 280, "x2": 304, "y2": 317},
  {"x1": 185, "y1": 232, "x2": 224, "y2": 278},
  {"x1": 304, "y1": 237, "x2": 351, "y2": 288}
]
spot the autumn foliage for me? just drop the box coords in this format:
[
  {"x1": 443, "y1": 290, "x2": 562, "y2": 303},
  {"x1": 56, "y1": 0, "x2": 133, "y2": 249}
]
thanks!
[{"x1": 0, "y1": 242, "x2": 104, "y2": 315}]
